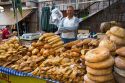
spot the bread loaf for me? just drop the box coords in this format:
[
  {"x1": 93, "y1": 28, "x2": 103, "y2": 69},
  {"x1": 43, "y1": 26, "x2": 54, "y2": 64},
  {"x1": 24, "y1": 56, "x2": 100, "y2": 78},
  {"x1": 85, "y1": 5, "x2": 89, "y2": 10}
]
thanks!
[
  {"x1": 85, "y1": 56, "x2": 114, "y2": 69},
  {"x1": 110, "y1": 35, "x2": 125, "y2": 45},
  {"x1": 86, "y1": 67, "x2": 112, "y2": 75},
  {"x1": 85, "y1": 47, "x2": 110, "y2": 63},
  {"x1": 110, "y1": 26, "x2": 125, "y2": 38},
  {"x1": 116, "y1": 47, "x2": 125, "y2": 57},
  {"x1": 84, "y1": 74, "x2": 115, "y2": 83},
  {"x1": 115, "y1": 56, "x2": 125, "y2": 69},
  {"x1": 99, "y1": 39, "x2": 116, "y2": 51},
  {"x1": 84, "y1": 74, "x2": 96, "y2": 83},
  {"x1": 87, "y1": 73, "x2": 114, "y2": 82}
]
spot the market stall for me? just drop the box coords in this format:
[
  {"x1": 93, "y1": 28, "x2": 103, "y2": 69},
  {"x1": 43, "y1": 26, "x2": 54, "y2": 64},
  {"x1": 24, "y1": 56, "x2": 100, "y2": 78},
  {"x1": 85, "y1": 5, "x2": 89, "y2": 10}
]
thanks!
[{"x1": 0, "y1": 26, "x2": 125, "y2": 83}]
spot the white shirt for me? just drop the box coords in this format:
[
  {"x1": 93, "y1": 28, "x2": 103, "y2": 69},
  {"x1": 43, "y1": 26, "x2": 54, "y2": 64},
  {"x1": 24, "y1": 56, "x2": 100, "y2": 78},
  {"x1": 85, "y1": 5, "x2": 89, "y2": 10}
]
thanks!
[{"x1": 60, "y1": 16, "x2": 79, "y2": 39}]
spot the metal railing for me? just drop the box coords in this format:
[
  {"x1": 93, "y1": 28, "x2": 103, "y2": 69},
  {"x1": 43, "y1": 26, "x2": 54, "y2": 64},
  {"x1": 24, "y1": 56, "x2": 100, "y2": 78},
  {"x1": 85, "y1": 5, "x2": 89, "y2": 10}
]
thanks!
[
  {"x1": 77, "y1": 0, "x2": 118, "y2": 18},
  {"x1": 54, "y1": 0, "x2": 108, "y2": 10}
]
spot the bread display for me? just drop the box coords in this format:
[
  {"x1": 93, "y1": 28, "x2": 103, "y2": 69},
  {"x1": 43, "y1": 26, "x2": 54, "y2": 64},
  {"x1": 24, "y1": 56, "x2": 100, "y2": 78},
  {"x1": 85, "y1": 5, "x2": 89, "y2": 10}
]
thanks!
[
  {"x1": 2, "y1": 31, "x2": 125, "y2": 82},
  {"x1": 0, "y1": 37, "x2": 28, "y2": 67},
  {"x1": 106, "y1": 26, "x2": 125, "y2": 48},
  {"x1": 84, "y1": 46, "x2": 115, "y2": 83},
  {"x1": 114, "y1": 46, "x2": 125, "y2": 83}
]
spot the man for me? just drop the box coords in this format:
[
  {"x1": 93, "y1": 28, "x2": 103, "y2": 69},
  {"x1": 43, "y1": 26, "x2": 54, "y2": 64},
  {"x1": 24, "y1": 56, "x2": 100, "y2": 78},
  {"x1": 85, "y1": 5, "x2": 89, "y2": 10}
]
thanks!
[{"x1": 55, "y1": 6, "x2": 79, "y2": 43}]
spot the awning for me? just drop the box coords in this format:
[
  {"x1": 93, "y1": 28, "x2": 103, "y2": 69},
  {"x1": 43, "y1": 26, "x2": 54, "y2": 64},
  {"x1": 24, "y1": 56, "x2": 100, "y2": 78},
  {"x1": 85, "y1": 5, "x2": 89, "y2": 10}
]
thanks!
[{"x1": 0, "y1": 9, "x2": 32, "y2": 25}]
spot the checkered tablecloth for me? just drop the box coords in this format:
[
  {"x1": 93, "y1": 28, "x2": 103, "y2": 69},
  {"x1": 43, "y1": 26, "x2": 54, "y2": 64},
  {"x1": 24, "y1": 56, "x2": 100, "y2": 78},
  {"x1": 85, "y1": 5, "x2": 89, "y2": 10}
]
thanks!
[{"x1": 0, "y1": 66, "x2": 59, "y2": 83}]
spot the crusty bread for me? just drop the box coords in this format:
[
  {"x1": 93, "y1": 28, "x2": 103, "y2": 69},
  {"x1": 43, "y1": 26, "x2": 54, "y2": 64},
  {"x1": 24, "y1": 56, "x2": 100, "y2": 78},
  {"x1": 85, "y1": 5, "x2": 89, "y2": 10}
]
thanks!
[
  {"x1": 85, "y1": 47, "x2": 110, "y2": 63},
  {"x1": 115, "y1": 56, "x2": 125, "y2": 70},
  {"x1": 85, "y1": 56, "x2": 114, "y2": 69},
  {"x1": 86, "y1": 66, "x2": 112, "y2": 75}
]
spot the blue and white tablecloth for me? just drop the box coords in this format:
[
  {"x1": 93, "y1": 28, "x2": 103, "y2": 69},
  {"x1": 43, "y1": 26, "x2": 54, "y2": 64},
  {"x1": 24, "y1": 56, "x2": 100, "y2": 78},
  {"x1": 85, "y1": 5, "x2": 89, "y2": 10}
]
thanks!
[{"x1": 0, "y1": 66, "x2": 59, "y2": 83}]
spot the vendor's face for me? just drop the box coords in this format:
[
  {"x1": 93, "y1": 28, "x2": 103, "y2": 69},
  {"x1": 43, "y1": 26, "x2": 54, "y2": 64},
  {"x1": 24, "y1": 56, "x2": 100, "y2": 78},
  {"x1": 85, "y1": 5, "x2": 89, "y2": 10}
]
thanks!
[{"x1": 66, "y1": 7, "x2": 74, "y2": 17}]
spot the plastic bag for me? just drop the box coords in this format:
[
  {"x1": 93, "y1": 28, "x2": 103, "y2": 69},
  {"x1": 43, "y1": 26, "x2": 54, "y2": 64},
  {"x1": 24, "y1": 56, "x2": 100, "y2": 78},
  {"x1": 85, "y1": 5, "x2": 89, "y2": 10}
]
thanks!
[{"x1": 49, "y1": 8, "x2": 63, "y2": 27}]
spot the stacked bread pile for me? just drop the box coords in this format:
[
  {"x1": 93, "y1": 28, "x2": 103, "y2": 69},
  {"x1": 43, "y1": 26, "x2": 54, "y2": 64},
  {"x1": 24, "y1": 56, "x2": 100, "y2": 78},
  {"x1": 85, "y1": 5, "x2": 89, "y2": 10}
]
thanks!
[
  {"x1": 11, "y1": 33, "x2": 64, "y2": 72},
  {"x1": 32, "y1": 38, "x2": 99, "y2": 82},
  {"x1": 39, "y1": 33, "x2": 64, "y2": 50},
  {"x1": 84, "y1": 47, "x2": 115, "y2": 83},
  {"x1": 114, "y1": 47, "x2": 125, "y2": 83},
  {"x1": 0, "y1": 37, "x2": 28, "y2": 68},
  {"x1": 32, "y1": 40, "x2": 86, "y2": 83},
  {"x1": 106, "y1": 26, "x2": 125, "y2": 48}
]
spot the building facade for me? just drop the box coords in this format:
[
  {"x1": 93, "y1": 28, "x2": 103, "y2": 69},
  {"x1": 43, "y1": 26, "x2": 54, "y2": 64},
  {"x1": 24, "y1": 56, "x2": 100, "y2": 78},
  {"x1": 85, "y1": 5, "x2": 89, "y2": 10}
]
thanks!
[{"x1": 0, "y1": 0, "x2": 38, "y2": 34}]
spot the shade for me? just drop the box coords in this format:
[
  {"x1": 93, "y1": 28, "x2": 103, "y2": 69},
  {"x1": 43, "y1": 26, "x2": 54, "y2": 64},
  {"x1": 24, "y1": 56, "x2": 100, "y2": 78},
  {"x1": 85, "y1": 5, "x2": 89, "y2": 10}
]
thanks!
[{"x1": 0, "y1": 9, "x2": 32, "y2": 25}]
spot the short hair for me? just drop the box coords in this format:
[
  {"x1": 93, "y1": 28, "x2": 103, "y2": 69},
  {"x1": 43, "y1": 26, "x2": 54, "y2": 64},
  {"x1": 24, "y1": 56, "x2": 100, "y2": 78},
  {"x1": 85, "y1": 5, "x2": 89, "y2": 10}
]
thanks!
[{"x1": 67, "y1": 5, "x2": 74, "y2": 10}]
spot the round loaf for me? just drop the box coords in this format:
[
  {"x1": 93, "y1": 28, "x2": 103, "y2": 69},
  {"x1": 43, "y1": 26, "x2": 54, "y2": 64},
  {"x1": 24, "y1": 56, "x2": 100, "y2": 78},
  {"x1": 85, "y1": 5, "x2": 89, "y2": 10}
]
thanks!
[
  {"x1": 86, "y1": 66, "x2": 112, "y2": 75},
  {"x1": 84, "y1": 74, "x2": 115, "y2": 83},
  {"x1": 115, "y1": 56, "x2": 125, "y2": 69},
  {"x1": 110, "y1": 35, "x2": 125, "y2": 45},
  {"x1": 84, "y1": 74, "x2": 96, "y2": 83},
  {"x1": 110, "y1": 26, "x2": 125, "y2": 38},
  {"x1": 85, "y1": 47, "x2": 110, "y2": 63},
  {"x1": 85, "y1": 56, "x2": 114, "y2": 69},
  {"x1": 99, "y1": 39, "x2": 116, "y2": 51},
  {"x1": 106, "y1": 30, "x2": 112, "y2": 37},
  {"x1": 116, "y1": 47, "x2": 125, "y2": 57},
  {"x1": 87, "y1": 73, "x2": 114, "y2": 82}
]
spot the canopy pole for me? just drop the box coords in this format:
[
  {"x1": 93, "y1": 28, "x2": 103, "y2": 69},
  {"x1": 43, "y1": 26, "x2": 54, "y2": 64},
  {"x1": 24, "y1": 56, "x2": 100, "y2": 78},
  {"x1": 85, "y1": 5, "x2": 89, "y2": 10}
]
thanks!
[{"x1": 13, "y1": 0, "x2": 20, "y2": 42}]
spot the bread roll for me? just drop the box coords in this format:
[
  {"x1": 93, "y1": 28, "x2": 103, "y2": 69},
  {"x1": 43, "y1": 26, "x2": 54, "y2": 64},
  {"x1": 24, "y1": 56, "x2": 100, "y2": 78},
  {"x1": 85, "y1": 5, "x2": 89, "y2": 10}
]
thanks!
[
  {"x1": 52, "y1": 41, "x2": 64, "y2": 48},
  {"x1": 110, "y1": 35, "x2": 125, "y2": 45},
  {"x1": 64, "y1": 40, "x2": 81, "y2": 48},
  {"x1": 49, "y1": 38, "x2": 61, "y2": 45},
  {"x1": 84, "y1": 74, "x2": 115, "y2": 83},
  {"x1": 48, "y1": 36, "x2": 60, "y2": 42},
  {"x1": 116, "y1": 47, "x2": 125, "y2": 57},
  {"x1": 87, "y1": 73, "x2": 114, "y2": 82},
  {"x1": 39, "y1": 33, "x2": 54, "y2": 40},
  {"x1": 82, "y1": 38, "x2": 92, "y2": 45},
  {"x1": 106, "y1": 30, "x2": 112, "y2": 37},
  {"x1": 85, "y1": 56, "x2": 114, "y2": 69},
  {"x1": 85, "y1": 47, "x2": 110, "y2": 63},
  {"x1": 99, "y1": 39, "x2": 116, "y2": 51},
  {"x1": 110, "y1": 26, "x2": 125, "y2": 38},
  {"x1": 84, "y1": 74, "x2": 96, "y2": 83},
  {"x1": 115, "y1": 56, "x2": 125, "y2": 69},
  {"x1": 86, "y1": 66, "x2": 112, "y2": 75},
  {"x1": 44, "y1": 35, "x2": 57, "y2": 41}
]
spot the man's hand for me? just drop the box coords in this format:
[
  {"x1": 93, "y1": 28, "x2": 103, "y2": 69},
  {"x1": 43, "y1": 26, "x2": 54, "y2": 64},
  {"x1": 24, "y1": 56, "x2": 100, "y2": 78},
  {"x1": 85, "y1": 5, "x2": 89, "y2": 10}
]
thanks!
[{"x1": 55, "y1": 31, "x2": 60, "y2": 35}]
